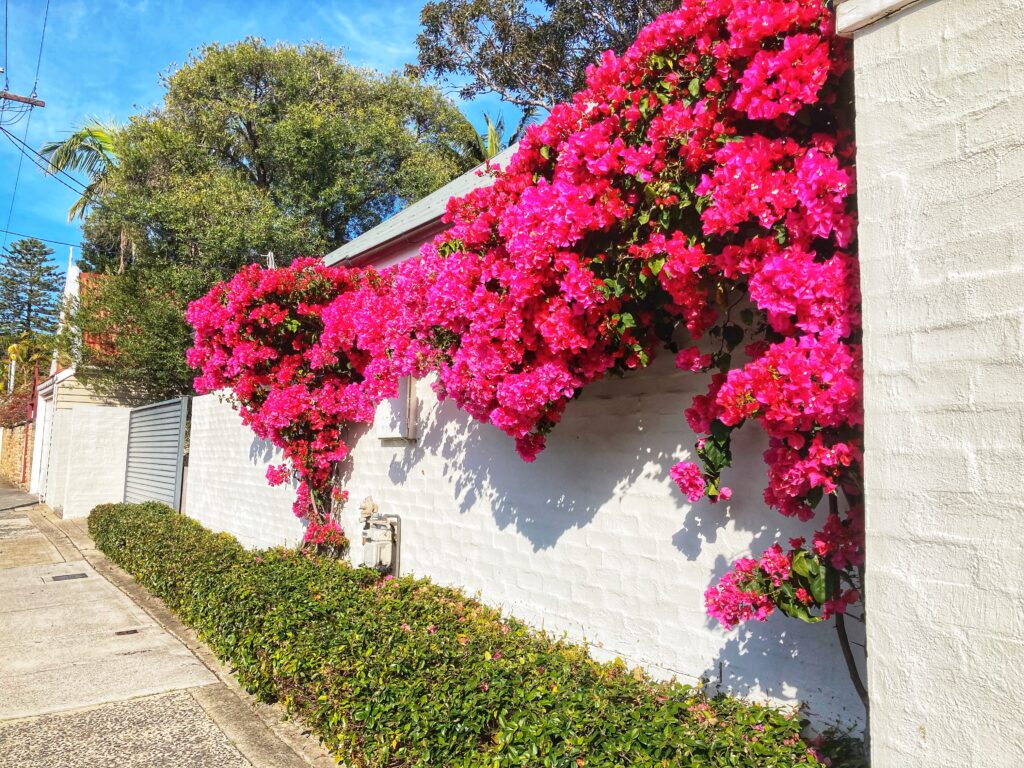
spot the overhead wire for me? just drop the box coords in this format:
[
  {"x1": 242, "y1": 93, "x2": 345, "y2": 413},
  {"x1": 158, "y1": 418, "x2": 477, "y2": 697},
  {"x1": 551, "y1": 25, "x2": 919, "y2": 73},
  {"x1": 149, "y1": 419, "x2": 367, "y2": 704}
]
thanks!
[
  {"x1": 0, "y1": 227, "x2": 80, "y2": 248},
  {"x1": 1, "y1": 0, "x2": 9, "y2": 129},
  {"x1": 2, "y1": 0, "x2": 8, "y2": 90},
  {"x1": 1, "y1": 108, "x2": 32, "y2": 249},
  {"x1": 1, "y1": 0, "x2": 53, "y2": 248},
  {"x1": 0, "y1": 125, "x2": 148, "y2": 264},
  {"x1": 31, "y1": 0, "x2": 48, "y2": 96},
  {"x1": 0, "y1": 124, "x2": 94, "y2": 196}
]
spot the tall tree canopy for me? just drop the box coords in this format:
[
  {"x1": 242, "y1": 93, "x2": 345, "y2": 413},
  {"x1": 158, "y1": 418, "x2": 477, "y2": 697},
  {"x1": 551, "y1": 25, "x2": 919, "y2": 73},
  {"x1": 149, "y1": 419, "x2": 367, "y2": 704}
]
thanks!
[
  {"x1": 58, "y1": 38, "x2": 480, "y2": 402},
  {"x1": 411, "y1": 0, "x2": 677, "y2": 118},
  {"x1": 0, "y1": 238, "x2": 63, "y2": 339}
]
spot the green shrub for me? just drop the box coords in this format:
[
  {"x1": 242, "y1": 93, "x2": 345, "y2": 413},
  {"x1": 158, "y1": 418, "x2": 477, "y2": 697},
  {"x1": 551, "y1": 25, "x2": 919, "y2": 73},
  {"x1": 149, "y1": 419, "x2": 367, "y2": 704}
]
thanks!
[{"x1": 89, "y1": 502, "x2": 857, "y2": 767}]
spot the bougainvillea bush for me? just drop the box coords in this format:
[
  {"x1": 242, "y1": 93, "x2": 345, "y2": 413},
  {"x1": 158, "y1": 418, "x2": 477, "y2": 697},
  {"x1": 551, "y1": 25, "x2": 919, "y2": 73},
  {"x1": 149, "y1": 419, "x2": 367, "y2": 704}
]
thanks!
[
  {"x1": 187, "y1": 0, "x2": 864, "y2": 700},
  {"x1": 0, "y1": 390, "x2": 32, "y2": 428}
]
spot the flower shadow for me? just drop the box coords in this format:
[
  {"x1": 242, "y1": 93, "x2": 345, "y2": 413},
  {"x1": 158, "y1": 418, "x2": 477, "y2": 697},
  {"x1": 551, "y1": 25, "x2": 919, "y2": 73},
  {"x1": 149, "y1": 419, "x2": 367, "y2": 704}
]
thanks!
[{"x1": 384, "y1": 354, "x2": 695, "y2": 551}]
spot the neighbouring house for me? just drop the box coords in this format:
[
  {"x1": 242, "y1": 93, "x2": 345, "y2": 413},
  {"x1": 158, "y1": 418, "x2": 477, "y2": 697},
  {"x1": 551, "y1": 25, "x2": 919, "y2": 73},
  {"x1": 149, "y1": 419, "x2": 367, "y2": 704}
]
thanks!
[{"x1": 29, "y1": 260, "x2": 132, "y2": 518}]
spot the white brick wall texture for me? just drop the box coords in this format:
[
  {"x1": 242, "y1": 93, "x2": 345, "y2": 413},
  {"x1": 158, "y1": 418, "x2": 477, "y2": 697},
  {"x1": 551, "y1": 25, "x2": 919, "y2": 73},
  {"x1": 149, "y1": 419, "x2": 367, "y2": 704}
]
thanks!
[
  {"x1": 61, "y1": 406, "x2": 131, "y2": 519},
  {"x1": 186, "y1": 354, "x2": 865, "y2": 728},
  {"x1": 848, "y1": 0, "x2": 1024, "y2": 764},
  {"x1": 184, "y1": 393, "x2": 306, "y2": 549}
]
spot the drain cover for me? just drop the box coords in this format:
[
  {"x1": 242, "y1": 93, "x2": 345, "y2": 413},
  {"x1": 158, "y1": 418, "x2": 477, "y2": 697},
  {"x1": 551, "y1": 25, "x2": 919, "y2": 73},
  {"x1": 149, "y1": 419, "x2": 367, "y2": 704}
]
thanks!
[
  {"x1": 115, "y1": 629, "x2": 140, "y2": 636},
  {"x1": 51, "y1": 573, "x2": 87, "y2": 581}
]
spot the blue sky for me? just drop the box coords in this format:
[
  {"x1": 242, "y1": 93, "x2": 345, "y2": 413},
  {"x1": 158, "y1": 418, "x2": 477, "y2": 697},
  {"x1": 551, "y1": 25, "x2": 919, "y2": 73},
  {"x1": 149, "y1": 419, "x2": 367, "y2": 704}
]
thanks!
[{"x1": 0, "y1": 0, "x2": 517, "y2": 271}]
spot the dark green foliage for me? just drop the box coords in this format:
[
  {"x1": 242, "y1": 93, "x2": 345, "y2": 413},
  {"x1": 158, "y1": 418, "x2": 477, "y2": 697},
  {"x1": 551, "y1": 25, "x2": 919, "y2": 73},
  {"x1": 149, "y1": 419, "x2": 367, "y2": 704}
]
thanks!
[
  {"x1": 412, "y1": 0, "x2": 678, "y2": 119},
  {"x1": 89, "y1": 502, "x2": 859, "y2": 768},
  {"x1": 59, "y1": 265, "x2": 213, "y2": 404},
  {"x1": 0, "y1": 238, "x2": 63, "y2": 338}
]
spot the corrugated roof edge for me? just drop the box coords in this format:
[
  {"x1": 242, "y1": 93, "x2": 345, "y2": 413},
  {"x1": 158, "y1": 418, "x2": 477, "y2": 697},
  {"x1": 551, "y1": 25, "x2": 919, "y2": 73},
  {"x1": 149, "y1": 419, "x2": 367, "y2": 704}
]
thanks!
[{"x1": 323, "y1": 142, "x2": 520, "y2": 266}]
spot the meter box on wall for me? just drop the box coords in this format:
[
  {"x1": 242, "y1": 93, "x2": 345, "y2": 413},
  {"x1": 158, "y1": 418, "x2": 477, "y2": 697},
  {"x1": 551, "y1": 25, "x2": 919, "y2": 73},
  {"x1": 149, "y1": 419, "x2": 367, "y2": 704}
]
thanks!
[
  {"x1": 374, "y1": 375, "x2": 417, "y2": 442},
  {"x1": 359, "y1": 497, "x2": 401, "y2": 576}
]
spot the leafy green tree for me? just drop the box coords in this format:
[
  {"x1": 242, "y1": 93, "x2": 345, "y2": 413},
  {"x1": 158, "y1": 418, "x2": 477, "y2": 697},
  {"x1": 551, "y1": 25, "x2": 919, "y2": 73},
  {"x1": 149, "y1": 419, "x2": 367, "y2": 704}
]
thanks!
[
  {"x1": 58, "y1": 38, "x2": 481, "y2": 401},
  {"x1": 157, "y1": 38, "x2": 478, "y2": 247},
  {"x1": 0, "y1": 238, "x2": 63, "y2": 339},
  {"x1": 60, "y1": 266, "x2": 206, "y2": 403},
  {"x1": 411, "y1": 0, "x2": 677, "y2": 120}
]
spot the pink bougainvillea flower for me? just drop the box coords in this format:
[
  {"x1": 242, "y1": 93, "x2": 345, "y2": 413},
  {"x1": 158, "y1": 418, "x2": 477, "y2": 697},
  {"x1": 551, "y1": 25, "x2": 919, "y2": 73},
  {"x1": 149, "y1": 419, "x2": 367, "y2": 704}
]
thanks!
[
  {"x1": 186, "y1": 0, "x2": 861, "y2": 633},
  {"x1": 671, "y1": 461, "x2": 707, "y2": 503}
]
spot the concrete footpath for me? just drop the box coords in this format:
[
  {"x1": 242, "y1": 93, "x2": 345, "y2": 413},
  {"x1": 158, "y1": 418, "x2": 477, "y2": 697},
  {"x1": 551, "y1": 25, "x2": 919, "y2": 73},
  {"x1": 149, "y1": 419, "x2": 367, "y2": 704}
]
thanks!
[
  {"x1": 0, "y1": 481, "x2": 36, "y2": 513},
  {"x1": 0, "y1": 490, "x2": 335, "y2": 768}
]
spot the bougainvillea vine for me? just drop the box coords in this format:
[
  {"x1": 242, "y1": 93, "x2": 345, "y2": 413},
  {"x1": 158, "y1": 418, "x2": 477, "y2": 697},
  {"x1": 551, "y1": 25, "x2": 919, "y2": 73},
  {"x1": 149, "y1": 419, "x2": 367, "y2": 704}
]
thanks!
[{"x1": 187, "y1": 0, "x2": 865, "y2": 702}]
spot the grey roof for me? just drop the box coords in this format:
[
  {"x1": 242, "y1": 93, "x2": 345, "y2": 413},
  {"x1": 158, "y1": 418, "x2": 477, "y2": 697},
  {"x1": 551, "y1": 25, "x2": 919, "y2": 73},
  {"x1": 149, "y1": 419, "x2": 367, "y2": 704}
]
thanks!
[{"x1": 323, "y1": 143, "x2": 519, "y2": 266}]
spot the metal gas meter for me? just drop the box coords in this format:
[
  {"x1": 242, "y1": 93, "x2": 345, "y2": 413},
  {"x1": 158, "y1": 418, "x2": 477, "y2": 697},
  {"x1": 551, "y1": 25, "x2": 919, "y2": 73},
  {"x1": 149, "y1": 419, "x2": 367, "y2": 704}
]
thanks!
[{"x1": 359, "y1": 496, "x2": 401, "y2": 576}]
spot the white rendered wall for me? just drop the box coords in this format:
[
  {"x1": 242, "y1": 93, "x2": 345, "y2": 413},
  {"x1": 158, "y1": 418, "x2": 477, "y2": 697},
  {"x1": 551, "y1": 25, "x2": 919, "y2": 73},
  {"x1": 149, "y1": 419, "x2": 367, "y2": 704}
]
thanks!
[
  {"x1": 185, "y1": 354, "x2": 865, "y2": 728},
  {"x1": 61, "y1": 406, "x2": 131, "y2": 519},
  {"x1": 846, "y1": 0, "x2": 1024, "y2": 764},
  {"x1": 44, "y1": 410, "x2": 72, "y2": 511},
  {"x1": 184, "y1": 393, "x2": 306, "y2": 549},
  {"x1": 342, "y1": 357, "x2": 864, "y2": 727}
]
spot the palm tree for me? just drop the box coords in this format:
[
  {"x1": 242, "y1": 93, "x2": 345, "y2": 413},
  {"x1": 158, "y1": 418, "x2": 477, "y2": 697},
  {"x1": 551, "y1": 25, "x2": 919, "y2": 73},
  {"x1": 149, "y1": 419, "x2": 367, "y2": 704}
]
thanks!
[
  {"x1": 476, "y1": 112, "x2": 514, "y2": 161},
  {"x1": 40, "y1": 120, "x2": 133, "y2": 272},
  {"x1": 39, "y1": 119, "x2": 121, "y2": 222}
]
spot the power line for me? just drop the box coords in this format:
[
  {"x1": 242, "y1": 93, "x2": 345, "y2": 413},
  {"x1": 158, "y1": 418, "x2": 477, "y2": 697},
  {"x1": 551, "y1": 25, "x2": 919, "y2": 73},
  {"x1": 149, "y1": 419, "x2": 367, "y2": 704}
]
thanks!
[
  {"x1": 2, "y1": 0, "x2": 8, "y2": 90},
  {"x1": 0, "y1": 126, "x2": 149, "y2": 264},
  {"x1": 0, "y1": 0, "x2": 51, "y2": 247},
  {"x1": 0, "y1": 124, "x2": 92, "y2": 196},
  {"x1": 1, "y1": 107, "x2": 32, "y2": 249},
  {"x1": 1, "y1": 0, "x2": 9, "y2": 131},
  {"x1": 0, "y1": 126, "x2": 159, "y2": 243},
  {"x1": 0, "y1": 227, "x2": 80, "y2": 248},
  {"x1": 0, "y1": 126, "x2": 98, "y2": 207},
  {"x1": 31, "y1": 0, "x2": 49, "y2": 95}
]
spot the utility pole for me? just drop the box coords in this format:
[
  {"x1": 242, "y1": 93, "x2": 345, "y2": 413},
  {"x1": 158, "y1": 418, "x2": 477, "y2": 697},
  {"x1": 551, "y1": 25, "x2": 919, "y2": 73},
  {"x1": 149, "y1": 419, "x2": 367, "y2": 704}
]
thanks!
[
  {"x1": 0, "y1": 66, "x2": 46, "y2": 109},
  {"x1": 0, "y1": 90, "x2": 45, "y2": 108}
]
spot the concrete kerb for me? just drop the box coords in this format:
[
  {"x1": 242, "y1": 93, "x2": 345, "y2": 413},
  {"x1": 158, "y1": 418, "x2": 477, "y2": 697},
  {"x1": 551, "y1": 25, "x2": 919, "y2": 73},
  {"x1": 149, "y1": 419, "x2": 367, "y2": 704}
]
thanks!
[{"x1": 30, "y1": 506, "x2": 338, "y2": 768}]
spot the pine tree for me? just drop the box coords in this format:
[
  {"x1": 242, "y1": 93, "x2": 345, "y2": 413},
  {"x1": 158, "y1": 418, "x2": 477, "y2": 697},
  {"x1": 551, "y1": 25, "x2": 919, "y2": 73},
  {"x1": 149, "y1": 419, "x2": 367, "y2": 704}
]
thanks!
[{"x1": 0, "y1": 238, "x2": 64, "y2": 339}]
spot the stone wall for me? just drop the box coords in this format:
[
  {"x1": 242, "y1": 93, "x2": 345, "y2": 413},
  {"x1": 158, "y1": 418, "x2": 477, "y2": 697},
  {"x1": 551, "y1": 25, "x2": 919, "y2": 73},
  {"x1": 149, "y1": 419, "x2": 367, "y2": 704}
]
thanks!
[
  {"x1": 843, "y1": 0, "x2": 1024, "y2": 764},
  {"x1": 0, "y1": 422, "x2": 32, "y2": 489}
]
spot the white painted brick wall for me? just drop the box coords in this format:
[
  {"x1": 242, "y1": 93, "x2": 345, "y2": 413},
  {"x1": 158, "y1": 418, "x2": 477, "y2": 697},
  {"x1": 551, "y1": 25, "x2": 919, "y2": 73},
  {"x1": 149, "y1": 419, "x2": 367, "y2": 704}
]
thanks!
[
  {"x1": 44, "y1": 410, "x2": 72, "y2": 510},
  {"x1": 184, "y1": 393, "x2": 306, "y2": 549},
  {"x1": 186, "y1": 355, "x2": 865, "y2": 728},
  {"x1": 61, "y1": 406, "x2": 131, "y2": 519},
  {"x1": 847, "y1": 0, "x2": 1024, "y2": 763}
]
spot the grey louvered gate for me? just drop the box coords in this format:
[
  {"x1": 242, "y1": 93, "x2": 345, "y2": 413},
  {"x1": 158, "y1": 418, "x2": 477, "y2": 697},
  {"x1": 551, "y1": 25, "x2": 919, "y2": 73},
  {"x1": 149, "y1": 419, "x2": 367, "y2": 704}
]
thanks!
[{"x1": 124, "y1": 397, "x2": 189, "y2": 510}]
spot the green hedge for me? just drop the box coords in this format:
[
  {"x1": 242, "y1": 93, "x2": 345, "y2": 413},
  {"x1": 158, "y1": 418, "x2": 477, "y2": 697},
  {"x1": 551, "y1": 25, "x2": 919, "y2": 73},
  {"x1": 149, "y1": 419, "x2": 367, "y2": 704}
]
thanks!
[{"x1": 89, "y1": 502, "x2": 854, "y2": 768}]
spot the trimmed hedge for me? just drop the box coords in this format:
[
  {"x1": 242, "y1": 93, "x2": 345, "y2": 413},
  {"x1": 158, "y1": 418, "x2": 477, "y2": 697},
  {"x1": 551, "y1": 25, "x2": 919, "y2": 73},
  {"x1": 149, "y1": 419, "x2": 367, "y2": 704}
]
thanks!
[{"x1": 89, "y1": 502, "x2": 855, "y2": 767}]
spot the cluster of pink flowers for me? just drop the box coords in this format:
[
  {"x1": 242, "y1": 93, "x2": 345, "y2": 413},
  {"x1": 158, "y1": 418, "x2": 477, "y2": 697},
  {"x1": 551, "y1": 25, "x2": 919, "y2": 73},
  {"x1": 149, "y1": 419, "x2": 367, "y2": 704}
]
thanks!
[
  {"x1": 187, "y1": 0, "x2": 863, "y2": 630},
  {"x1": 187, "y1": 260, "x2": 381, "y2": 546},
  {"x1": 704, "y1": 557, "x2": 777, "y2": 630},
  {"x1": 303, "y1": 516, "x2": 348, "y2": 550}
]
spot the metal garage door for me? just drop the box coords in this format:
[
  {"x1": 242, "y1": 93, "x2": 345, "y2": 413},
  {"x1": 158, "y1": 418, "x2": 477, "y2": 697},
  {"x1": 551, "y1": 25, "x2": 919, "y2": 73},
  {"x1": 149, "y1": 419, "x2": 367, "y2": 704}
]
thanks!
[{"x1": 123, "y1": 397, "x2": 189, "y2": 510}]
